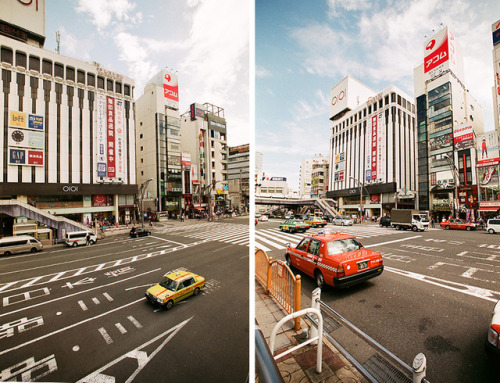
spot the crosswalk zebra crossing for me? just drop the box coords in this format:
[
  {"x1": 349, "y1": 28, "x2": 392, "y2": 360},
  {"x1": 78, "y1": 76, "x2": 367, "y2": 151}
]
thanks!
[{"x1": 160, "y1": 222, "x2": 409, "y2": 253}]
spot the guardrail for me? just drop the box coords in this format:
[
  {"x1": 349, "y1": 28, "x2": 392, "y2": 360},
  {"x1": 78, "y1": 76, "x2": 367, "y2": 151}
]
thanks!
[{"x1": 255, "y1": 248, "x2": 301, "y2": 330}]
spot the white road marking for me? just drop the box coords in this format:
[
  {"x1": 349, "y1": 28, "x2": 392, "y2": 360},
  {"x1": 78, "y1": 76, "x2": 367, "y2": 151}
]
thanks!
[
  {"x1": 103, "y1": 293, "x2": 113, "y2": 302},
  {"x1": 255, "y1": 234, "x2": 285, "y2": 249},
  {"x1": 98, "y1": 327, "x2": 113, "y2": 344},
  {"x1": 115, "y1": 323, "x2": 127, "y2": 334},
  {"x1": 125, "y1": 284, "x2": 153, "y2": 291},
  {"x1": 457, "y1": 251, "x2": 468, "y2": 256},
  {"x1": 369, "y1": 235, "x2": 422, "y2": 247},
  {"x1": 78, "y1": 301, "x2": 88, "y2": 311},
  {"x1": 127, "y1": 316, "x2": 142, "y2": 329},
  {"x1": 385, "y1": 266, "x2": 500, "y2": 302},
  {"x1": 0, "y1": 268, "x2": 160, "y2": 320},
  {"x1": 461, "y1": 267, "x2": 479, "y2": 278},
  {"x1": 92, "y1": 297, "x2": 100, "y2": 305}
]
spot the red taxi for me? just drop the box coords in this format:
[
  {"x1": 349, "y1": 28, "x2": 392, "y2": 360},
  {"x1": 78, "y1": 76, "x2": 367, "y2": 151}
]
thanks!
[
  {"x1": 284, "y1": 231, "x2": 383, "y2": 289},
  {"x1": 440, "y1": 218, "x2": 477, "y2": 231}
]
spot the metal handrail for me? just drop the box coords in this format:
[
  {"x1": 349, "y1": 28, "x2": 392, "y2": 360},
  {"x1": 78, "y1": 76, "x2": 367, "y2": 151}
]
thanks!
[
  {"x1": 269, "y1": 308, "x2": 323, "y2": 374},
  {"x1": 255, "y1": 323, "x2": 284, "y2": 383}
]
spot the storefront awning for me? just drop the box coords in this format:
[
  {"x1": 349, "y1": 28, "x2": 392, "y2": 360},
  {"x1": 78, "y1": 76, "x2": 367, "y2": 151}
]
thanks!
[{"x1": 478, "y1": 207, "x2": 500, "y2": 212}]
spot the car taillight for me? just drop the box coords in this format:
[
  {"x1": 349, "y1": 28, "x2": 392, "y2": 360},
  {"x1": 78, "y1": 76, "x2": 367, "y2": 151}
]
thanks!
[
  {"x1": 337, "y1": 264, "x2": 345, "y2": 278},
  {"x1": 488, "y1": 324, "x2": 500, "y2": 348}
]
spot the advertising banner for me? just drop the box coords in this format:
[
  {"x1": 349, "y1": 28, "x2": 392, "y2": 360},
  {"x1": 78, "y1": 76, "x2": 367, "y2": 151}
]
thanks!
[
  {"x1": 190, "y1": 103, "x2": 205, "y2": 120},
  {"x1": 182, "y1": 153, "x2": 191, "y2": 170},
  {"x1": 366, "y1": 169, "x2": 371, "y2": 182},
  {"x1": 114, "y1": 99, "x2": 125, "y2": 179},
  {"x1": 424, "y1": 27, "x2": 457, "y2": 82},
  {"x1": 9, "y1": 148, "x2": 26, "y2": 165},
  {"x1": 478, "y1": 165, "x2": 499, "y2": 186},
  {"x1": 453, "y1": 123, "x2": 474, "y2": 150},
  {"x1": 477, "y1": 131, "x2": 500, "y2": 167},
  {"x1": 492, "y1": 19, "x2": 500, "y2": 45},
  {"x1": 376, "y1": 112, "x2": 386, "y2": 181},
  {"x1": 429, "y1": 133, "x2": 453, "y2": 155},
  {"x1": 106, "y1": 96, "x2": 116, "y2": 178},
  {"x1": 8, "y1": 148, "x2": 44, "y2": 166},
  {"x1": 27, "y1": 150, "x2": 44, "y2": 166},
  {"x1": 371, "y1": 115, "x2": 378, "y2": 180},
  {"x1": 9, "y1": 111, "x2": 44, "y2": 130},
  {"x1": 191, "y1": 164, "x2": 199, "y2": 184},
  {"x1": 163, "y1": 71, "x2": 179, "y2": 107},
  {"x1": 96, "y1": 94, "x2": 107, "y2": 177}
]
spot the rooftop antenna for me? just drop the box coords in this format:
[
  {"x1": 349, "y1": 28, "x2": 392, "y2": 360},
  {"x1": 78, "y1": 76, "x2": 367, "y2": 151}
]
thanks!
[{"x1": 55, "y1": 31, "x2": 61, "y2": 54}]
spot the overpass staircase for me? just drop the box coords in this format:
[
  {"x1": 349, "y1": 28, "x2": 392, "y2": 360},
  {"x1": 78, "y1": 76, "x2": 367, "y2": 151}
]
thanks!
[
  {"x1": 314, "y1": 198, "x2": 341, "y2": 219},
  {"x1": 0, "y1": 200, "x2": 89, "y2": 240}
]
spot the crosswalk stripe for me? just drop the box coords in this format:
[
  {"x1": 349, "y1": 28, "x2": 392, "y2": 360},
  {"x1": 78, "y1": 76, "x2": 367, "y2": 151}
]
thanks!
[{"x1": 255, "y1": 234, "x2": 286, "y2": 249}]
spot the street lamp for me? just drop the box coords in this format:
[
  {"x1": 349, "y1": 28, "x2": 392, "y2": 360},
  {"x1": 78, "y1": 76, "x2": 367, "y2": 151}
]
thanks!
[
  {"x1": 139, "y1": 178, "x2": 154, "y2": 228},
  {"x1": 349, "y1": 176, "x2": 370, "y2": 221}
]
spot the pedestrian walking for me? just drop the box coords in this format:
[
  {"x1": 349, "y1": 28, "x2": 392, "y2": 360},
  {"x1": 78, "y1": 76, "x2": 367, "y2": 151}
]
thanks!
[
  {"x1": 431, "y1": 217, "x2": 435, "y2": 228},
  {"x1": 86, "y1": 232, "x2": 91, "y2": 246}
]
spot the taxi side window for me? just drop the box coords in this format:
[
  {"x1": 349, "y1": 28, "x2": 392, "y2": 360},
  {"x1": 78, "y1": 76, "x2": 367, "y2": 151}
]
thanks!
[
  {"x1": 296, "y1": 238, "x2": 310, "y2": 251},
  {"x1": 308, "y1": 239, "x2": 321, "y2": 256},
  {"x1": 185, "y1": 277, "x2": 195, "y2": 287},
  {"x1": 177, "y1": 281, "x2": 185, "y2": 291}
]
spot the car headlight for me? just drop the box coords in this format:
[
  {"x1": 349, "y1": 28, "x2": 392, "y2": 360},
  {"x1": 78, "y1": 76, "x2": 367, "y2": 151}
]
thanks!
[{"x1": 156, "y1": 297, "x2": 163, "y2": 304}]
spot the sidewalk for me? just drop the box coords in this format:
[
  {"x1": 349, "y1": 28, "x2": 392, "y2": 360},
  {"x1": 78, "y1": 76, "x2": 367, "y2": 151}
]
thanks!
[{"x1": 255, "y1": 282, "x2": 368, "y2": 383}]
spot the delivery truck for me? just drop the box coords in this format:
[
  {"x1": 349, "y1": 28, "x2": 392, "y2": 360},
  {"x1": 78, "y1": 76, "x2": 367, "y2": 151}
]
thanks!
[{"x1": 391, "y1": 209, "x2": 429, "y2": 231}]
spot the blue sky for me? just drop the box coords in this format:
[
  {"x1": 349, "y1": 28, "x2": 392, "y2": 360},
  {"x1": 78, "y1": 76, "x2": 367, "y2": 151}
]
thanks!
[
  {"x1": 44, "y1": 0, "x2": 249, "y2": 147},
  {"x1": 256, "y1": 0, "x2": 500, "y2": 190}
]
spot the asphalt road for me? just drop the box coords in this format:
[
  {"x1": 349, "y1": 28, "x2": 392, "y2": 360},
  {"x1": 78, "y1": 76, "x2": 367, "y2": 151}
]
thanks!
[
  {"x1": 0, "y1": 217, "x2": 249, "y2": 382},
  {"x1": 256, "y1": 219, "x2": 500, "y2": 383}
]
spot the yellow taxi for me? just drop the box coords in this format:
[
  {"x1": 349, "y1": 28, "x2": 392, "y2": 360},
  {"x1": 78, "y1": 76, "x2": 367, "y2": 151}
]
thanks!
[
  {"x1": 145, "y1": 270, "x2": 205, "y2": 309},
  {"x1": 305, "y1": 216, "x2": 327, "y2": 228}
]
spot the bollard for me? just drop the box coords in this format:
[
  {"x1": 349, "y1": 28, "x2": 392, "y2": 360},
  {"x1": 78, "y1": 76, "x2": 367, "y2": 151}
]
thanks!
[
  {"x1": 310, "y1": 287, "x2": 321, "y2": 345},
  {"x1": 412, "y1": 353, "x2": 426, "y2": 383}
]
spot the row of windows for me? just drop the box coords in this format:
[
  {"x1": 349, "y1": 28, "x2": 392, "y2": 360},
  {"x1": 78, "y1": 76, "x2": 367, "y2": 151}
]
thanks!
[
  {"x1": 1, "y1": 46, "x2": 132, "y2": 96},
  {"x1": 332, "y1": 92, "x2": 415, "y2": 135}
]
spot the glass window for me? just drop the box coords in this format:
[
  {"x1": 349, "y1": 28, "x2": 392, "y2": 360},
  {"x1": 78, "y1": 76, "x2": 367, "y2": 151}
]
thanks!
[
  {"x1": 327, "y1": 238, "x2": 363, "y2": 255},
  {"x1": 54, "y1": 63, "x2": 64, "y2": 78},
  {"x1": 124, "y1": 84, "x2": 130, "y2": 96},
  {"x1": 308, "y1": 239, "x2": 321, "y2": 256},
  {"x1": 107, "y1": 79, "x2": 113, "y2": 91},
  {"x1": 16, "y1": 51, "x2": 26, "y2": 68},
  {"x1": 87, "y1": 73, "x2": 95, "y2": 87},
  {"x1": 115, "y1": 82, "x2": 122, "y2": 93},
  {"x1": 296, "y1": 238, "x2": 310, "y2": 252},
  {"x1": 29, "y1": 56, "x2": 40, "y2": 72},
  {"x1": 66, "y1": 66, "x2": 75, "y2": 81},
  {"x1": 77, "y1": 70, "x2": 85, "y2": 84},
  {"x1": 1, "y1": 47, "x2": 13, "y2": 64},
  {"x1": 97, "y1": 76, "x2": 104, "y2": 89},
  {"x1": 42, "y1": 59, "x2": 52, "y2": 75}
]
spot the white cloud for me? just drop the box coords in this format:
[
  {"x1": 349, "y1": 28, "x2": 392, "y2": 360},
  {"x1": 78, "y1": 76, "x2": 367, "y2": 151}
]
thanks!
[
  {"x1": 75, "y1": 0, "x2": 138, "y2": 31},
  {"x1": 326, "y1": 0, "x2": 371, "y2": 17},
  {"x1": 256, "y1": 65, "x2": 271, "y2": 78}
]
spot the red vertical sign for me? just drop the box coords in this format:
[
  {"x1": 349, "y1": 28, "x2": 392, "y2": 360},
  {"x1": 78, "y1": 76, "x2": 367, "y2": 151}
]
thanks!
[
  {"x1": 107, "y1": 96, "x2": 115, "y2": 177},
  {"x1": 371, "y1": 115, "x2": 377, "y2": 180}
]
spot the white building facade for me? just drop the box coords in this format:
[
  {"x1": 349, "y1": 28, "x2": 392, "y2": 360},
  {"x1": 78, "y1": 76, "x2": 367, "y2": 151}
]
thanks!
[
  {"x1": 327, "y1": 76, "x2": 417, "y2": 217},
  {"x1": 299, "y1": 158, "x2": 312, "y2": 198},
  {"x1": 0, "y1": 0, "x2": 136, "y2": 228}
]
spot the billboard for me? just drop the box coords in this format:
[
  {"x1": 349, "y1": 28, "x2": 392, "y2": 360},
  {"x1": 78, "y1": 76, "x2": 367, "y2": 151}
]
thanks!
[
  {"x1": 477, "y1": 131, "x2": 500, "y2": 167},
  {"x1": 329, "y1": 76, "x2": 376, "y2": 120},
  {"x1": 453, "y1": 123, "x2": 474, "y2": 150},
  {"x1": 8, "y1": 111, "x2": 45, "y2": 168},
  {"x1": 9, "y1": 148, "x2": 43, "y2": 166},
  {"x1": 371, "y1": 115, "x2": 378, "y2": 180},
  {"x1": 424, "y1": 27, "x2": 457, "y2": 81},
  {"x1": 163, "y1": 71, "x2": 179, "y2": 108},
  {"x1": 115, "y1": 99, "x2": 126, "y2": 179},
  {"x1": 0, "y1": 0, "x2": 45, "y2": 41},
  {"x1": 492, "y1": 19, "x2": 500, "y2": 45},
  {"x1": 106, "y1": 96, "x2": 116, "y2": 178},
  {"x1": 8, "y1": 128, "x2": 44, "y2": 149},
  {"x1": 190, "y1": 103, "x2": 206, "y2": 120}
]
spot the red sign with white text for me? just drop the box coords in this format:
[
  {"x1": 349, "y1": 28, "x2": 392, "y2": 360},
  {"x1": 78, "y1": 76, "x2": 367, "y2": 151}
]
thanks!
[
  {"x1": 163, "y1": 73, "x2": 179, "y2": 102},
  {"x1": 27, "y1": 150, "x2": 43, "y2": 165},
  {"x1": 371, "y1": 116, "x2": 377, "y2": 180},
  {"x1": 106, "y1": 96, "x2": 115, "y2": 178}
]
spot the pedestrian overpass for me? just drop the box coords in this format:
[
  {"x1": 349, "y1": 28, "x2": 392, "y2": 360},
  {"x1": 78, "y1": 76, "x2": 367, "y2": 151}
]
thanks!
[
  {"x1": 255, "y1": 197, "x2": 341, "y2": 219},
  {"x1": 0, "y1": 200, "x2": 89, "y2": 240}
]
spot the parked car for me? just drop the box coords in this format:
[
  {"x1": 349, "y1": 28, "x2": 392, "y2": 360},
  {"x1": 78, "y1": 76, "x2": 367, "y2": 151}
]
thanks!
[
  {"x1": 486, "y1": 218, "x2": 500, "y2": 234},
  {"x1": 145, "y1": 270, "x2": 205, "y2": 310},
  {"x1": 486, "y1": 299, "x2": 500, "y2": 357},
  {"x1": 440, "y1": 218, "x2": 477, "y2": 231},
  {"x1": 305, "y1": 216, "x2": 327, "y2": 228},
  {"x1": 130, "y1": 227, "x2": 151, "y2": 238},
  {"x1": 279, "y1": 219, "x2": 310, "y2": 233},
  {"x1": 379, "y1": 216, "x2": 392, "y2": 227},
  {"x1": 332, "y1": 216, "x2": 353, "y2": 226},
  {"x1": 284, "y1": 231, "x2": 383, "y2": 289},
  {"x1": 0, "y1": 235, "x2": 43, "y2": 256}
]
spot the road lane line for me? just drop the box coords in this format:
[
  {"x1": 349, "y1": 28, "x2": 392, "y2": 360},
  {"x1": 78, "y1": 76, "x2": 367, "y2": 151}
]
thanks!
[
  {"x1": 367, "y1": 235, "x2": 422, "y2": 247},
  {"x1": 0, "y1": 269, "x2": 160, "y2": 319},
  {"x1": 127, "y1": 316, "x2": 142, "y2": 329},
  {"x1": 150, "y1": 236, "x2": 189, "y2": 247},
  {"x1": 0, "y1": 298, "x2": 144, "y2": 357},
  {"x1": 98, "y1": 327, "x2": 113, "y2": 344},
  {"x1": 115, "y1": 323, "x2": 127, "y2": 334},
  {"x1": 461, "y1": 268, "x2": 479, "y2": 278},
  {"x1": 92, "y1": 297, "x2": 100, "y2": 305},
  {"x1": 78, "y1": 301, "x2": 88, "y2": 311},
  {"x1": 385, "y1": 266, "x2": 499, "y2": 302}
]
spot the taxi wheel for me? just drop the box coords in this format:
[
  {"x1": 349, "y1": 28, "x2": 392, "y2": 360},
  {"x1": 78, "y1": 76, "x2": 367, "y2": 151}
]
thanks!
[
  {"x1": 72, "y1": 242, "x2": 78, "y2": 247},
  {"x1": 466, "y1": 226, "x2": 471, "y2": 231},
  {"x1": 445, "y1": 225, "x2": 450, "y2": 230},
  {"x1": 166, "y1": 300, "x2": 174, "y2": 310},
  {"x1": 193, "y1": 287, "x2": 200, "y2": 296},
  {"x1": 89, "y1": 240, "x2": 95, "y2": 245},
  {"x1": 315, "y1": 270, "x2": 325, "y2": 289}
]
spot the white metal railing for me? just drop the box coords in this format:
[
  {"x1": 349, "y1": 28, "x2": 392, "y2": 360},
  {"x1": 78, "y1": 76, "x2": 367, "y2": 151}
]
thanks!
[{"x1": 269, "y1": 308, "x2": 323, "y2": 374}]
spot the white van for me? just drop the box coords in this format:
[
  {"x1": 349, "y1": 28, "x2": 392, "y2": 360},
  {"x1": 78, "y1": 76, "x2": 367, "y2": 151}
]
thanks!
[
  {"x1": 65, "y1": 231, "x2": 97, "y2": 247},
  {"x1": 486, "y1": 219, "x2": 500, "y2": 234},
  {"x1": 0, "y1": 235, "x2": 43, "y2": 256}
]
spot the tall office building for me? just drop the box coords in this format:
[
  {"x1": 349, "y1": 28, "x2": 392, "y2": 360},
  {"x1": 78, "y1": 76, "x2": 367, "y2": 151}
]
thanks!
[
  {"x1": 135, "y1": 70, "x2": 181, "y2": 216},
  {"x1": 414, "y1": 26, "x2": 484, "y2": 221},
  {"x1": 228, "y1": 144, "x2": 249, "y2": 211},
  {"x1": 0, "y1": 0, "x2": 136, "y2": 233},
  {"x1": 327, "y1": 76, "x2": 417, "y2": 217},
  {"x1": 299, "y1": 158, "x2": 312, "y2": 198}
]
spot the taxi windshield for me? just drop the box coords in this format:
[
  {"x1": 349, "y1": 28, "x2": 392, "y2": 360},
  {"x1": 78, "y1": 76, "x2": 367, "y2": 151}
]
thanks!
[
  {"x1": 159, "y1": 277, "x2": 178, "y2": 291},
  {"x1": 327, "y1": 238, "x2": 364, "y2": 255}
]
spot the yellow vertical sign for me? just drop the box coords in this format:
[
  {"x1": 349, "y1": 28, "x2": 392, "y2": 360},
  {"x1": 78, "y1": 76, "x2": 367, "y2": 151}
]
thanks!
[{"x1": 9, "y1": 111, "x2": 27, "y2": 128}]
